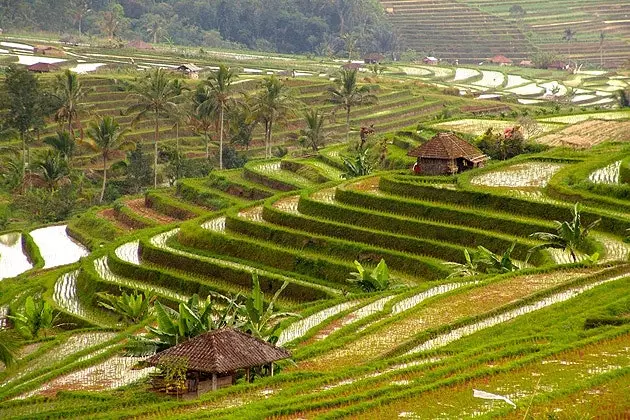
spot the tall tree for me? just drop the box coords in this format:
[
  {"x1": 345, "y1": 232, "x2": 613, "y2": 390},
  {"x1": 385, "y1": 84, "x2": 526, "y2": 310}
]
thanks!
[
  {"x1": 70, "y1": 0, "x2": 91, "y2": 36},
  {"x1": 52, "y1": 69, "x2": 90, "y2": 138},
  {"x1": 85, "y1": 116, "x2": 134, "y2": 203},
  {"x1": 562, "y1": 28, "x2": 576, "y2": 59},
  {"x1": 125, "y1": 68, "x2": 181, "y2": 188},
  {"x1": 599, "y1": 31, "x2": 605, "y2": 68},
  {"x1": 328, "y1": 68, "x2": 377, "y2": 142},
  {"x1": 99, "y1": 3, "x2": 126, "y2": 40},
  {"x1": 197, "y1": 65, "x2": 237, "y2": 169},
  {"x1": 4, "y1": 65, "x2": 46, "y2": 179},
  {"x1": 253, "y1": 76, "x2": 299, "y2": 159}
]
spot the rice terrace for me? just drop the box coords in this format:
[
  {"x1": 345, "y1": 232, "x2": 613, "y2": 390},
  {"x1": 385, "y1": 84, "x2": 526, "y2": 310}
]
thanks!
[{"x1": 0, "y1": 0, "x2": 629, "y2": 418}]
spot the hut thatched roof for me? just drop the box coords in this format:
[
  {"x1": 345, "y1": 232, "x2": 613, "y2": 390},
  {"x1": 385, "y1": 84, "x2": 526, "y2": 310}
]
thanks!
[
  {"x1": 177, "y1": 63, "x2": 202, "y2": 72},
  {"x1": 145, "y1": 328, "x2": 291, "y2": 374},
  {"x1": 408, "y1": 132, "x2": 486, "y2": 161}
]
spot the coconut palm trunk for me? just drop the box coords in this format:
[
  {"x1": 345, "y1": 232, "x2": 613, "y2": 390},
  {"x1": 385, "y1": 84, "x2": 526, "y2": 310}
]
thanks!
[
  {"x1": 100, "y1": 155, "x2": 107, "y2": 203},
  {"x1": 345, "y1": 105, "x2": 351, "y2": 143},
  {"x1": 219, "y1": 105, "x2": 224, "y2": 169},
  {"x1": 154, "y1": 116, "x2": 159, "y2": 188}
]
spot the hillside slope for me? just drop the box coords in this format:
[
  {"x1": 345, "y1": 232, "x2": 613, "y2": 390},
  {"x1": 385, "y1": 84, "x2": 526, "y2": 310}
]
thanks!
[{"x1": 382, "y1": 0, "x2": 630, "y2": 67}]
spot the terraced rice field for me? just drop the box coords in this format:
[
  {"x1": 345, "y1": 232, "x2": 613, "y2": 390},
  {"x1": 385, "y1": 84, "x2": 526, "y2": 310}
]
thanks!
[
  {"x1": 471, "y1": 162, "x2": 565, "y2": 188},
  {"x1": 2, "y1": 59, "x2": 630, "y2": 416},
  {"x1": 536, "y1": 119, "x2": 630, "y2": 147},
  {"x1": 589, "y1": 160, "x2": 621, "y2": 184},
  {"x1": 432, "y1": 119, "x2": 558, "y2": 137}
]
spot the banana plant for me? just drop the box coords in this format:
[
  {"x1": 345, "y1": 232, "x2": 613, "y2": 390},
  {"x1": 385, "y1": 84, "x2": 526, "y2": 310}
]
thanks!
[
  {"x1": 347, "y1": 259, "x2": 397, "y2": 292},
  {"x1": 242, "y1": 274, "x2": 299, "y2": 343},
  {"x1": 97, "y1": 290, "x2": 155, "y2": 324},
  {"x1": 9, "y1": 296, "x2": 57, "y2": 339}
]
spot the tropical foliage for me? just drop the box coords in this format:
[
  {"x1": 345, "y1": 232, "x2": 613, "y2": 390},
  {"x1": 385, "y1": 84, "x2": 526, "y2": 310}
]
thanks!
[
  {"x1": 529, "y1": 203, "x2": 601, "y2": 262},
  {"x1": 197, "y1": 65, "x2": 237, "y2": 168},
  {"x1": 328, "y1": 69, "x2": 377, "y2": 142},
  {"x1": 242, "y1": 274, "x2": 299, "y2": 342},
  {"x1": 347, "y1": 259, "x2": 395, "y2": 292},
  {"x1": 445, "y1": 244, "x2": 521, "y2": 277},
  {"x1": 125, "y1": 68, "x2": 182, "y2": 188},
  {"x1": 97, "y1": 290, "x2": 155, "y2": 324},
  {"x1": 298, "y1": 109, "x2": 329, "y2": 152},
  {"x1": 253, "y1": 76, "x2": 298, "y2": 159},
  {"x1": 9, "y1": 296, "x2": 57, "y2": 339},
  {"x1": 84, "y1": 116, "x2": 134, "y2": 203}
]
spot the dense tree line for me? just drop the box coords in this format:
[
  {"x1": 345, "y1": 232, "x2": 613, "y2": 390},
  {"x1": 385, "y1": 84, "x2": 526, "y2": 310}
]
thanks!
[{"x1": 0, "y1": 0, "x2": 397, "y2": 55}]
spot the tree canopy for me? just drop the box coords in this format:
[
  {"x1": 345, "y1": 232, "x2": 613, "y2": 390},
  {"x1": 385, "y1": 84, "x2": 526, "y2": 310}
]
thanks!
[{"x1": 0, "y1": 0, "x2": 395, "y2": 56}]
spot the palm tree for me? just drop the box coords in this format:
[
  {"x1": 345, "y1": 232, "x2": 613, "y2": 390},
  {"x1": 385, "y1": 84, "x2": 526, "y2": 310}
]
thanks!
[
  {"x1": 298, "y1": 109, "x2": 329, "y2": 152},
  {"x1": 35, "y1": 151, "x2": 70, "y2": 191},
  {"x1": 169, "y1": 78, "x2": 189, "y2": 154},
  {"x1": 125, "y1": 68, "x2": 181, "y2": 188},
  {"x1": 53, "y1": 70, "x2": 90, "y2": 138},
  {"x1": 191, "y1": 83, "x2": 217, "y2": 160},
  {"x1": 0, "y1": 330, "x2": 19, "y2": 368},
  {"x1": 85, "y1": 116, "x2": 134, "y2": 203},
  {"x1": 328, "y1": 69, "x2": 377, "y2": 143},
  {"x1": 197, "y1": 65, "x2": 237, "y2": 169},
  {"x1": 599, "y1": 31, "x2": 605, "y2": 68},
  {"x1": 562, "y1": 28, "x2": 576, "y2": 59},
  {"x1": 44, "y1": 131, "x2": 75, "y2": 165},
  {"x1": 253, "y1": 76, "x2": 299, "y2": 159},
  {"x1": 529, "y1": 203, "x2": 600, "y2": 263}
]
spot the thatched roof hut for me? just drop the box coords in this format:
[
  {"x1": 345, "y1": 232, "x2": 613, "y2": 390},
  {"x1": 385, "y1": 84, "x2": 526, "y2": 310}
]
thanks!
[
  {"x1": 145, "y1": 328, "x2": 291, "y2": 394},
  {"x1": 408, "y1": 132, "x2": 487, "y2": 175}
]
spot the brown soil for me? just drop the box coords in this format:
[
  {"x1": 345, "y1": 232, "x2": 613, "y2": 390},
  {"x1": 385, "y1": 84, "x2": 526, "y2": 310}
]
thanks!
[
  {"x1": 536, "y1": 120, "x2": 630, "y2": 148},
  {"x1": 126, "y1": 198, "x2": 177, "y2": 224},
  {"x1": 98, "y1": 208, "x2": 136, "y2": 232}
]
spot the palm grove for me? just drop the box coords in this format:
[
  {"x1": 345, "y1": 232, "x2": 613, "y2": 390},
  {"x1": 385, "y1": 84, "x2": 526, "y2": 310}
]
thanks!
[{"x1": 0, "y1": 65, "x2": 376, "y2": 226}]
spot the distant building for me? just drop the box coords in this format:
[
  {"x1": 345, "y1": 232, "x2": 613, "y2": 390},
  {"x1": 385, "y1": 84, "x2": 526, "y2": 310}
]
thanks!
[
  {"x1": 519, "y1": 60, "x2": 534, "y2": 67},
  {"x1": 363, "y1": 53, "x2": 384, "y2": 64},
  {"x1": 27, "y1": 62, "x2": 60, "y2": 73},
  {"x1": 423, "y1": 56, "x2": 439, "y2": 65},
  {"x1": 342, "y1": 62, "x2": 362, "y2": 70},
  {"x1": 488, "y1": 55, "x2": 513, "y2": 66},
  {"x1": 34, "y1": 45, "x2": 66, "y2": 57},
  {"x1": 176, "y1": 63, "x2": 202, "y2": 79},
  {"x1": 407, "y1": 132, "x2": 488, "y2": 175}
]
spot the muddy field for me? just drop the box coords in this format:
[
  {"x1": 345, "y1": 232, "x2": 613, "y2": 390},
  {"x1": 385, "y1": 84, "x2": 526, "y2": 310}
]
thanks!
[{"x1": 536, "y1": 120, "x2": 630, "y2": 148}]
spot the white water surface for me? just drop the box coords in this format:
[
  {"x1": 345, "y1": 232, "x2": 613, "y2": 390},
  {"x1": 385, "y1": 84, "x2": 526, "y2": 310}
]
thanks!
[
  {"x1": 30, "y1": 225, "x2": 89, "y2": 268},
  {"x1": 0, "y1": 232, "x2": 33, "y2": 280}
]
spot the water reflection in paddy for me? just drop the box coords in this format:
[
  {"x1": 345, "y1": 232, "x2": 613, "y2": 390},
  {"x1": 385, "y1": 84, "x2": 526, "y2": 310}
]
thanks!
[
  {"x1": 29, "y1": 225, "x2": 89, "y2": 269},
  {"x1": 0, "y1": 232, "x2": 32, "y2": 280}
]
